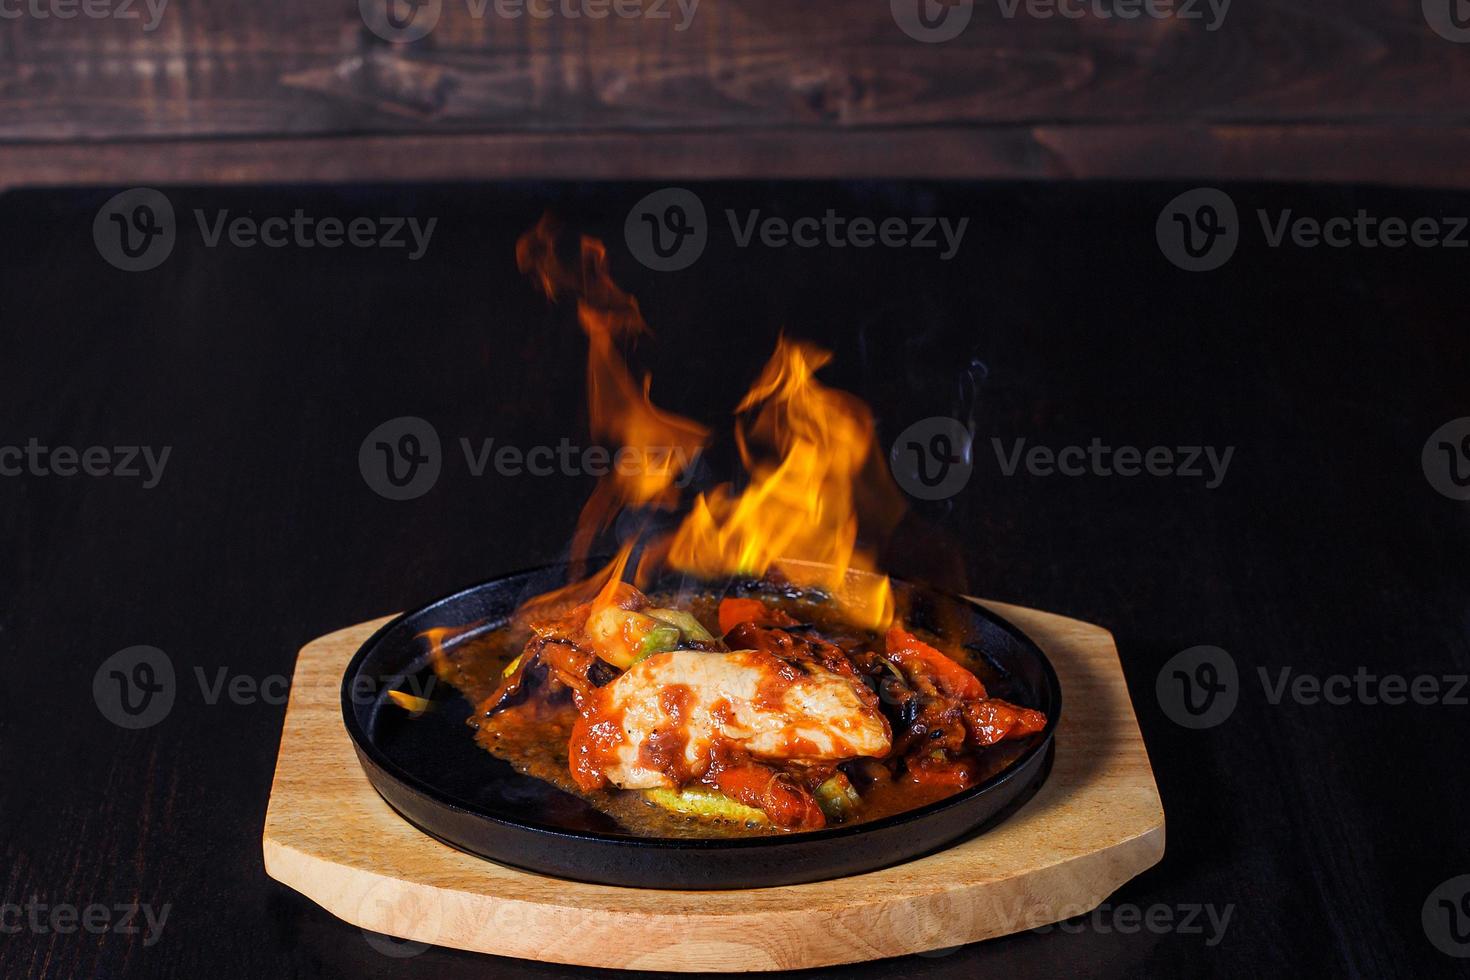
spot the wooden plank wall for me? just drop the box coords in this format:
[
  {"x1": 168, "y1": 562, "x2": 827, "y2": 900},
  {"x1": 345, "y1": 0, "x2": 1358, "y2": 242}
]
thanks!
[{"x1": 1, "y1": 0, "x2": 1468, "y2": 185}]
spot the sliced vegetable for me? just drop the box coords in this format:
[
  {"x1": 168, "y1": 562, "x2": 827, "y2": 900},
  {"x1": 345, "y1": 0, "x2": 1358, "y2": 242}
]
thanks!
[
  {"x1": 814, "y1": 773, "x2": 862, "y2": 822},
  {"x1": 500, "y1": 653, "x2": 524, "y2": 679},
  {"x1": 884, "y1": 625, "x2": 987, "y2": 699},
  {"x1": 646, "y1": 607, "x2": 715, "y2": 642},
  {"x1": 635, "y1": 625, "x2": 682, "y2": 662},
  {"x1": 585, "y1": 605, "x2": 669, "y2": 670},
  {"x1": 644, "y1": 786, "x2": 769, "y2": 824},
  {"x1": 963, "y1": 698, "x2": 1048, "y2": 746}
]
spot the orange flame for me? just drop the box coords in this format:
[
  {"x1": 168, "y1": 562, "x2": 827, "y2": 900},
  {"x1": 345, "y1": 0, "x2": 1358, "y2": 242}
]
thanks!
[
  {"x1": 514, "y1": 218, "x2": 902, "y2": 632},
  {"x1": 662, "y1": 337, "x2": 897, "y2": 629},
  {"x1": 516, "y1": 215, "x2": 708, "y2": 571}
]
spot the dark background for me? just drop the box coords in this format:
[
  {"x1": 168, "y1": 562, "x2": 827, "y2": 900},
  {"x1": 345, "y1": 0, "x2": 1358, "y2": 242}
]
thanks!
[{"x1": 1, "y1": 181, "x2": 1467, "y2": 978}]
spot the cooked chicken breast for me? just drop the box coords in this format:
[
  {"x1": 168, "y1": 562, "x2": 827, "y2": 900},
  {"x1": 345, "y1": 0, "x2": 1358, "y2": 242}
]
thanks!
[{"x1": 568, "y1": 648, "x2": 891, "y2": 791}]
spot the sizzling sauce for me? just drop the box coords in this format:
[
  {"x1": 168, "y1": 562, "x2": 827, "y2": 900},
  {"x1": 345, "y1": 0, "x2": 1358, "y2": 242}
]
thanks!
[{"x1": 432, "y1": 591, "x2": 1040, "y2": 838}]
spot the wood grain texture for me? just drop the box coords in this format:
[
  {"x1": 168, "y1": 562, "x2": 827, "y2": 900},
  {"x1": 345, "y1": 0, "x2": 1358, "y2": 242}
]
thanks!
[
  {"x1": 9, "y1": 124, "x2": 1470, "y2": 189},
  {"x1": 3, "y1": 0, "x2": 1470, "y2": 186},
  {"x1": 262, "y1": 601, "x2": 1164, "y2": 971},
  {"x1": 3, "y1": 1, "x2": 1467, "y2": 141}
]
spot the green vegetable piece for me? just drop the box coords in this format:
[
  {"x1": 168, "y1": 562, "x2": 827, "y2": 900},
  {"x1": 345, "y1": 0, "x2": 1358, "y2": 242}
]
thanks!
[
  {"x1": 634, "y1": 625, "x2": 682, "y2": 662},
  {"x1": 646, "y1": 607, "x2": 715, "y2": 643},
  {"x1": 815, "y1": 773, "x2": 862, "y2": 821}
]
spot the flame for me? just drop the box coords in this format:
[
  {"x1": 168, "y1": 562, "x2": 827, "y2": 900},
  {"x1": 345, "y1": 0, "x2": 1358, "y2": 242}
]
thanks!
[
  {"x1": 513, "y1": 217, "x2": 902, "y2": 632},
  {"x1": 662, "y1": 337, "x2": 896, "y2": 629},
  {"x1": 512, "y1": 544, "x2": 635, "y2": 628},
  {"x1": 517, "y1": 215, "x2": 708, "y2": 573}
]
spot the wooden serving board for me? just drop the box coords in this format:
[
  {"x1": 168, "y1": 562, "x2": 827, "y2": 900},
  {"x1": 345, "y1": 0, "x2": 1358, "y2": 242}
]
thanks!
[{"x1": 262, "y1": 601, "x2": 1164, "y2": 971}]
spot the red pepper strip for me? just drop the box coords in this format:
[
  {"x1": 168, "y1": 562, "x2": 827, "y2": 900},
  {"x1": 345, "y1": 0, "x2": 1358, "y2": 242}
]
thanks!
[
  {"x1": 905, "y1": 760, "x2": 975, "y2": 791},
  {"x1": 717, "y1": 597, "x2": 798, "y2": 636},
  {"x1": 963, "y1": 699, "x2": 1048, "y2": 746},
  {"x1": 884, "y1": 625, "x2": 988, "y2": 700},
  {"x1": 710, "y1": 763, "x2": 826, "y2": 830}
]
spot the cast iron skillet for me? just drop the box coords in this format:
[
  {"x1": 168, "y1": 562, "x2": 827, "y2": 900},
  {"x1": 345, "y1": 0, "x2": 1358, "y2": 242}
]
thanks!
[{"x1": 341, "y1": 563, "x2": 1061, "y2": 889}]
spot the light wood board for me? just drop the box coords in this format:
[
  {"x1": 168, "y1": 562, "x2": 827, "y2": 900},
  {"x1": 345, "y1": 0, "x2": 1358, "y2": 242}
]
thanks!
[{"x1": 262, "y1": 601, "x2": 1165, "y2": 971}]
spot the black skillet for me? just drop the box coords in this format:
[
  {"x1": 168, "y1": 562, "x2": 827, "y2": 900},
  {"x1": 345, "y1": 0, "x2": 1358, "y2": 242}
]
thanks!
[{"x1": 341, "y1": 563, "x2": 1061, "y2": 889}]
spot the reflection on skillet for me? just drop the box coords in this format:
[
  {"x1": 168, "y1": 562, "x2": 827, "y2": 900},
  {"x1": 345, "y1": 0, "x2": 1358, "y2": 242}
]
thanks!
[{"x1": 412, "y1": 577, "x2": 1048, "y2": 839}]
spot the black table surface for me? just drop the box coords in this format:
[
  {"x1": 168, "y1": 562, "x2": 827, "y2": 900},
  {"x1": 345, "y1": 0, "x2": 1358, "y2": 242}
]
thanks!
[{"x1": 2, "y1": 181, "x2": 1466, "y2": 979}]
